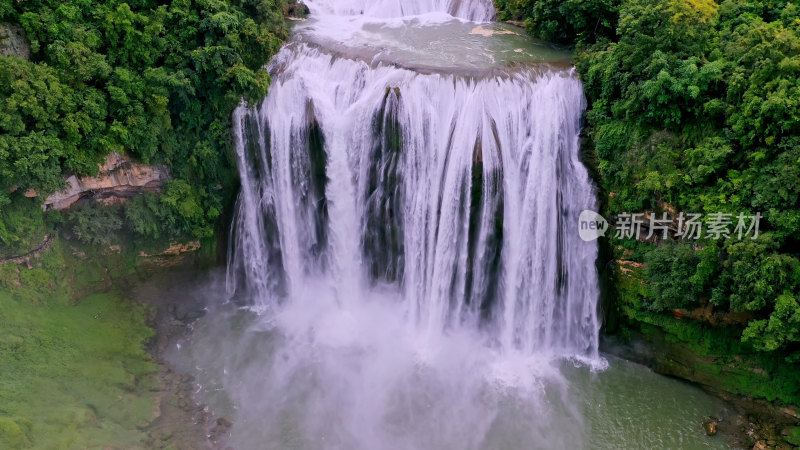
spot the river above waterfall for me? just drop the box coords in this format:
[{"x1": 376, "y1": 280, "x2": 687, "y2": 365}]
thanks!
[
  {"x1": 169, "y1": 1, "x2": 743, "y2": 448},
  {"x1": 290, "y1": 15, "x2": 571, "y2": 72}
]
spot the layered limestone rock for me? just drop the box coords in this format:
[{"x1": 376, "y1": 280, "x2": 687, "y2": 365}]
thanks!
[{"x1": 43, "y1": 152, "x2": 170, "y2": 210}]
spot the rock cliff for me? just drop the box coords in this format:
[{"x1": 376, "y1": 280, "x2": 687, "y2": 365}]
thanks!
[{"x1": 43, "y1": 153, "x2": 169, "y2": 210}]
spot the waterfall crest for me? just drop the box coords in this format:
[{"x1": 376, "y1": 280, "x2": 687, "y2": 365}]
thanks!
[
  {"x1": 210, "y1": 1, "x2": 608, "y2": 446},
  {"x1": 227, "y1": 39, "x2": 601, "y2": 359},
  {"x1": 304, "y1": 0, "x2": 496, "y2": 21}
]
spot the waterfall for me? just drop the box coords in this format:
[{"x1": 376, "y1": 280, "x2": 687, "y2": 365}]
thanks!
[
  {"x1": 210, "y1": 2, "x2": 607, "y2": 446},
  {"x1": 227, "y1": 37, "x2": 601, "y2": 359}
]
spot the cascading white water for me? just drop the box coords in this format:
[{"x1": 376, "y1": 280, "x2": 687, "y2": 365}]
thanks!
[
  {"x1": 220, "y1": 1, "x2": 604, "y2": 447},
  {"x1": 228, "y1": 50, "x2": 600, "y2": 360}
]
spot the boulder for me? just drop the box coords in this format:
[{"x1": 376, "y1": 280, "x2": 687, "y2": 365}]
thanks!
[
  {"x1": 209, "y1": 416, "x2": 233, "y2": 442},
  {"x1": 217, "y1": 417, "x2": 233, "y2": 428},
  {"x1": 703, "y1": 417, "x2": 719, "y2": 436}
]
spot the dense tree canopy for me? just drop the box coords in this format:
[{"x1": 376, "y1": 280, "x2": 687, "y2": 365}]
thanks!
[{"x1": 0, "y1": 0, "x2": 287, "y2": 249}]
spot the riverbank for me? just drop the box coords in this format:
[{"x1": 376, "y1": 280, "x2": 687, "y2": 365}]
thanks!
[
  {"x1": 0, "y1": 235, "x2": 216, "y2": 449},
  {"x1": 0, "y1": 288, "x2": 156, "y2": 448},
  {"x1": 601, "y1": 264, "x2": 800, "y2": 449},
  {"x1": 602, "y1": 330, "x2": 800, "y2": 449},
  {"x1": 134, "y1": 267, "x2": 225, "y2": 450}
]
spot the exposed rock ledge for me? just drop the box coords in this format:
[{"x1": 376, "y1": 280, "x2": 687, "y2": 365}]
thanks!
[
  {"x1": 42, "y1": 152, "x2": 169, "y2": 210},
  {"x1": 0, "y1": 23, "x2": 30, "y2": 59}
]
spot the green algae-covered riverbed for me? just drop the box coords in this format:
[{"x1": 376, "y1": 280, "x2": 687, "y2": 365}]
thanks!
[{"x1": 0, "y1": 290, "x2": 157, "y2": 448}]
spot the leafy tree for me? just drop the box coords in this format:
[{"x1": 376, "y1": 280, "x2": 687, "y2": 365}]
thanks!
[
  {"x1": 0, "y1": 0, "x2": 287, "y2": 242},
  {"x1": 644, "y1": 242, "x2": 702, "y2": 311},
  {"x1": 67, "y1": 204, "x2": 123, "y2": 246},
  {"x1": 743, "y1": 292, "x2": 800, "y2": 352},
  {"x1": 495, "y1": 0, "x2": 619, "y2": 44}
]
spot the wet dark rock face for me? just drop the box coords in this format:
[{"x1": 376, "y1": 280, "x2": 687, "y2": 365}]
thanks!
[{"x1": 363, "y1": 88, "x2": 405, "y2": 283}]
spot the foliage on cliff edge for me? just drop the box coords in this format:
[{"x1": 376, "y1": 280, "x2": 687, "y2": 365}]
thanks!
[{"x1": 0, "y1": 0, "x2": 287, "y2": 253}]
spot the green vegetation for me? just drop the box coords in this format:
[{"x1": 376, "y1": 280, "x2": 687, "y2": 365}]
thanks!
[
  {"x1": 616, "y1": 262, "x2": 800, "y2": 405},
  {"x1": 788, "y1": 426, "x2": 800, "y2": 446},
  {"x1": 0, "y1": 291, "x2": 157, "y2": 449},
  {"x1": 0, "y1": 1, "x2": 288, "y2": 445},
  {"x1": 0, "y1": 0, "x2": 288, "y2": 254},
  {"x1": 496, "y1": 0, "x2": 618, "y2": 44},
  {"x1": 0, "y1": 196, "x2": 54, "y2": 256},
  {"x1": 0, "y1": 239, "x2": 159, "y2": 449},
  {"x1": 498, "y1": 0, "x2": 800, "y2": 402},
  {"x1": 0, "y1": 228, "x2": 219, "y2": 448},
  {"x1": 67, "y1": 204, "x2": 123, "y2": 246}
]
